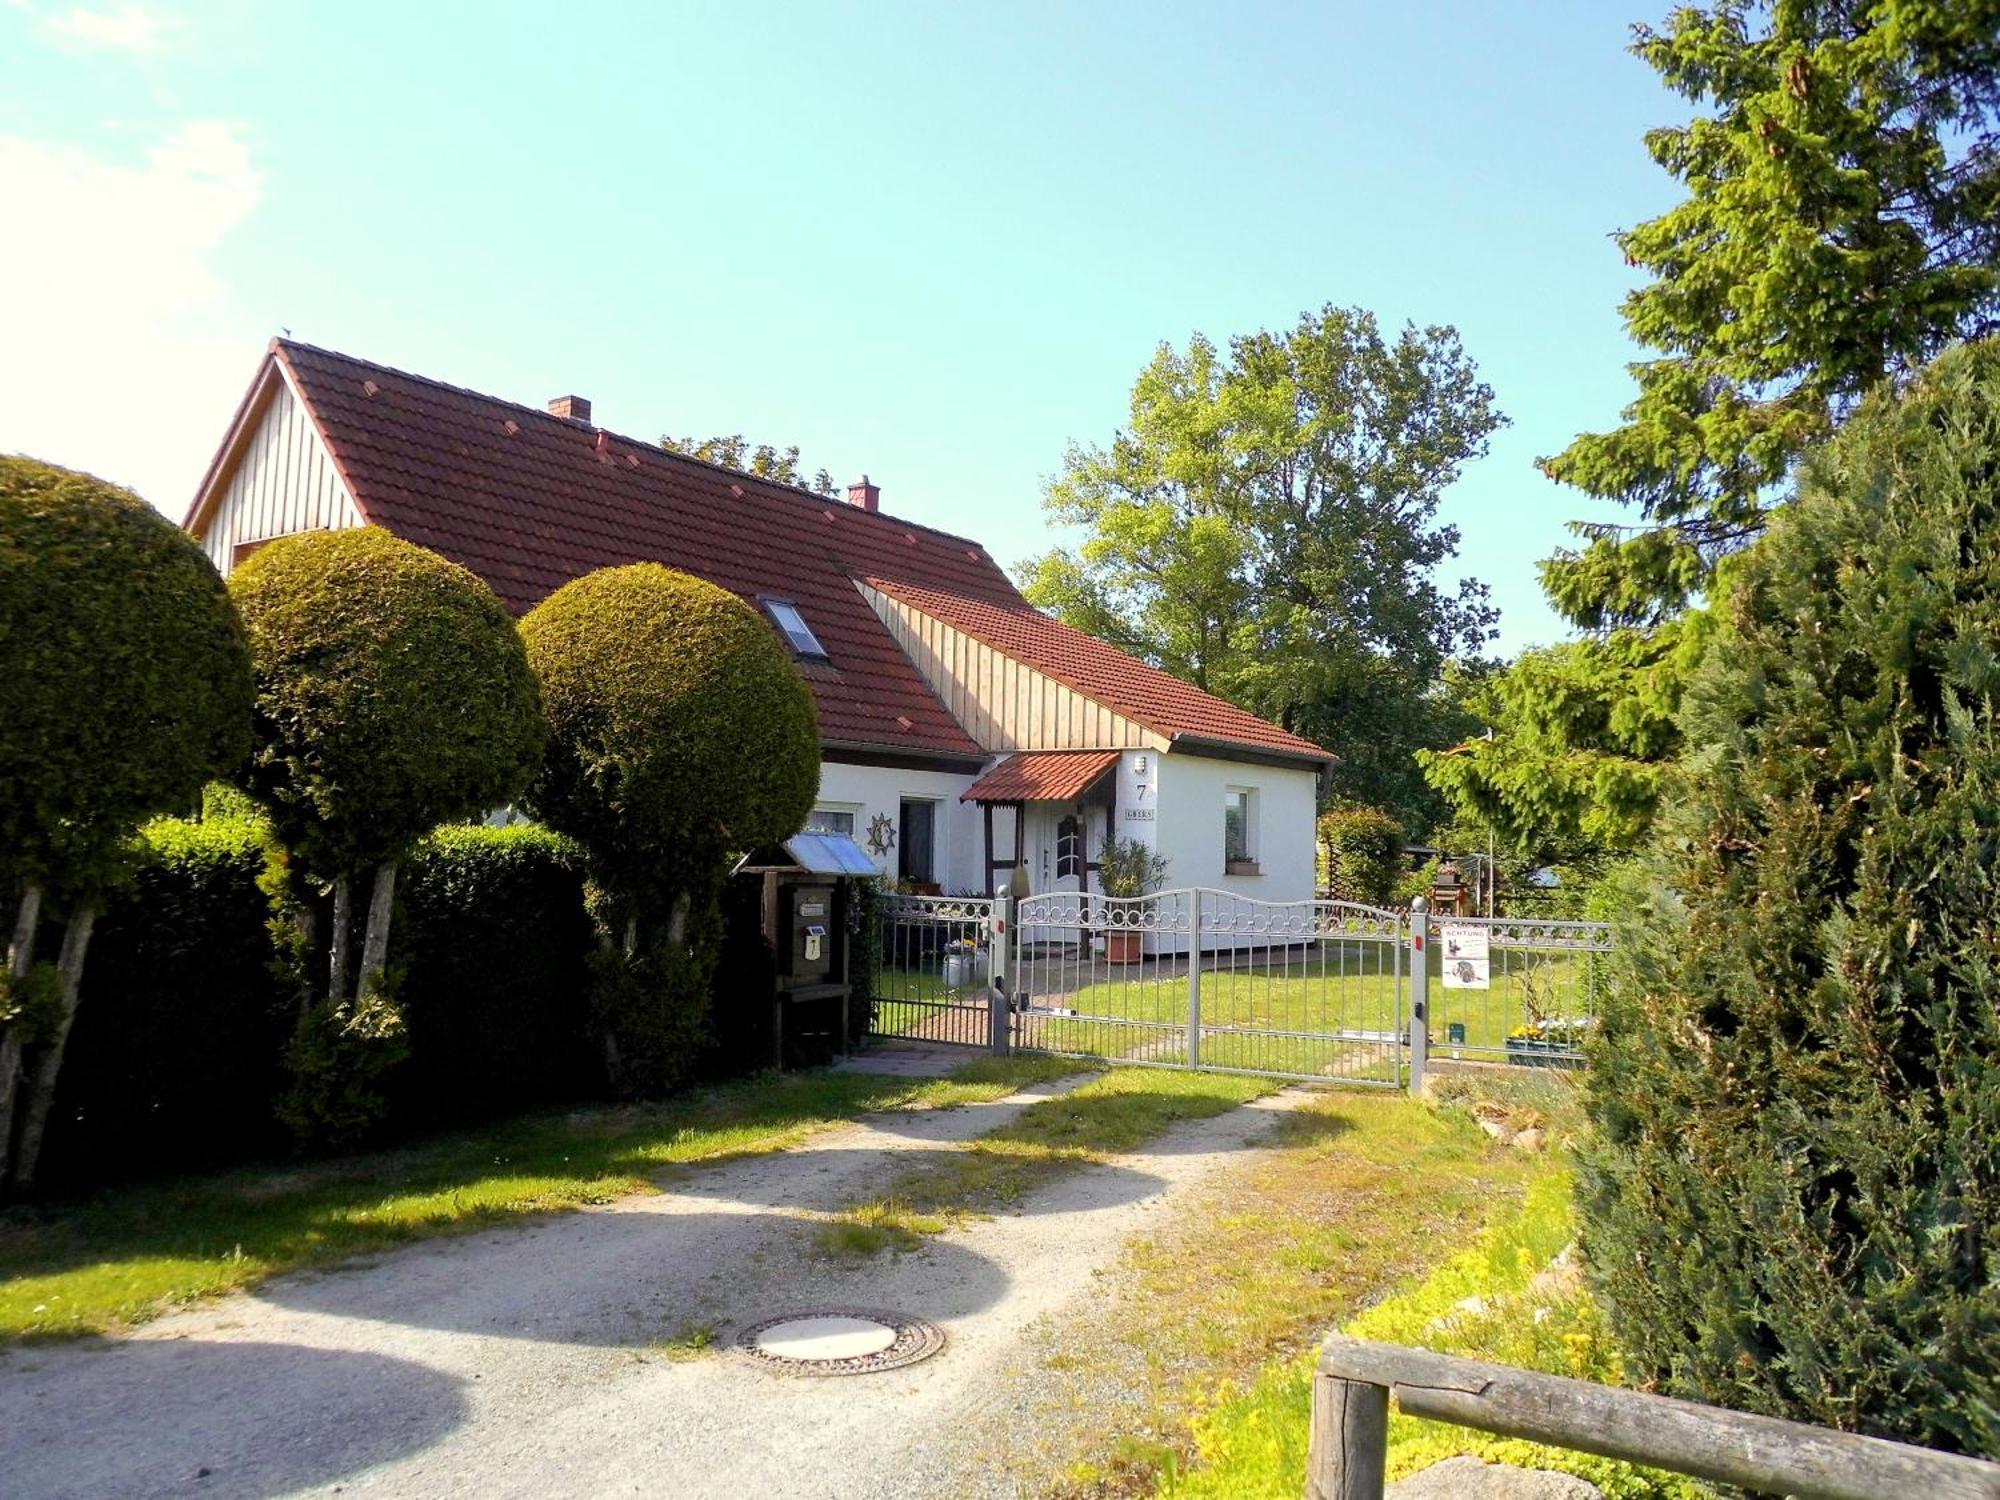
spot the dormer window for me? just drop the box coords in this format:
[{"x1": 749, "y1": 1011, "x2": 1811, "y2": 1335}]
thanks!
[{"x1": 763, "y1": 598, "x2": 829, "y2": 661}]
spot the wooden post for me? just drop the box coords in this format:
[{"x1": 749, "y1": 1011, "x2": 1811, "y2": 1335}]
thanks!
[
  {"x1": 1313, "y1": 1334, "x2": 2000, "y2": 1500},
  {"x1": 1307, "y1": 1370, "x2": 1388, "y2": 1500}
]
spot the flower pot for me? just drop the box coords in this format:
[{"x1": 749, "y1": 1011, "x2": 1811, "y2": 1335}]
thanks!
[
  {"x1": 1105, "y1": 930, "x2": 1145, "y2": 965},
  {"x1": 1505, "y1": 1036, "x2": 1581, "y2": 1070}
]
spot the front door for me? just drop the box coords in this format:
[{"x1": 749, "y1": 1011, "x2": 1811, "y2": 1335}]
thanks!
[{"x1": 1025, "y1": 802, "x2": 1086, "y2": 945}]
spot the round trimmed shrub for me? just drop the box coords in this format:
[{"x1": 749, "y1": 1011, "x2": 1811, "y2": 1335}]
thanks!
[
  {"x1": 228, "y1": 528, "x2": 544, "y2": 876},
  {"x1": 1318, "y1": 806, "x2": 1404, "y2": 907},
  {"x1": 0, "y1": 457, "x2": 252, "y2": 892},
  {"x1": 1579, "y1": 341, "x2": 2000, "y2": 1454},
  {"x1": 520, "y1": 563, "x2": 819, "y2": 889},
  {"x1": 520, "y1": 564, "x2": 818, "y2": 1096}
]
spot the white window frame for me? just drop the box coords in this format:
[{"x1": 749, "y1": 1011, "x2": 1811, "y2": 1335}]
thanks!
[
  {"x1": 804, "y1": 803, "x2": 860, "y2": 837},
  {"x1": 1223, "y1": 786, "x2": 1259, "y2": 875}
]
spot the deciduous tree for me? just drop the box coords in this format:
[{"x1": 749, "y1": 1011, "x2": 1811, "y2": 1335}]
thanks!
[
  {"x1": 0, "y1": 457, "x2": 252, "y2": 1187},
  {"x1": 659, "y1": 432, "x2": 838, "y2": 496},
  {"x1": 1023, "y1": 305, "x2": 1503, "y2": 828},
  {"x1": 230, "y1": 528, "x2": 543, "y2": 1143}
]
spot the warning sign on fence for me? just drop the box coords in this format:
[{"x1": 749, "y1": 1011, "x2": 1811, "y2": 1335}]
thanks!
[{"x1": 1438, "y1": 921, "x2": 1490, "y2": 989}]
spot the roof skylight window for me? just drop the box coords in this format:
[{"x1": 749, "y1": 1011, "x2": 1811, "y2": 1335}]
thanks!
[{"x1": 764, "y1": 598, "x2": 829, "y2": 661}]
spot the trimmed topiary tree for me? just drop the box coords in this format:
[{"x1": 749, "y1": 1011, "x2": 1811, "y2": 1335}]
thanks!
[
  {"x1": 0, "y1": 457, "x2": 253, "y2": 1187},
  {"x1": 1578, "y1": 342, "x2": 2000, "y2": 1454},
  {"x1": 229, "y1": 528, "x2": 543, "y2": 1142},
  {"x1": 521, "y1": 563, "x2": 818, "y2": 1093},
  {"x1": 1317, "y1": 806, "x2": 1405, "y2": 908}
]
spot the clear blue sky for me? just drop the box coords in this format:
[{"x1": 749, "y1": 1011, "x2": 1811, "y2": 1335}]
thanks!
[{"x1": 0, "y1": 1, "x2": 1681, "y2": 653}]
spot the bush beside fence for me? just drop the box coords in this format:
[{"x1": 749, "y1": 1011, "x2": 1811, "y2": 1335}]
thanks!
[
  {"x1": 45, "y1": 814, "x2": 291, "y2": 1183},
  {"x1": 392, "y1": 824, "x2": 599, "y2": 1126}
]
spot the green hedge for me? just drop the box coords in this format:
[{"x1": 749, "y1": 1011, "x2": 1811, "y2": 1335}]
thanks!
[
  {"x1": 37, "y1": 814, "x2": 837, "y2": 1184},
  {"x1": 44, "y1": 816, "x2": 291, "y2": 1184},
  {"x1": 391, "y1": 824, "x2": 598, "y2": 1126}
]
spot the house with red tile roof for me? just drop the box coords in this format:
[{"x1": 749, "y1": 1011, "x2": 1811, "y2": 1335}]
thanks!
[{"x1": 185, "y1": 340, "x2": 1333, "y2": 908}]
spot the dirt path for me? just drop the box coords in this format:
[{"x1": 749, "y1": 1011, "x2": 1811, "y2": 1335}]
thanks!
[{"x1": 0, "y1": 1070, "x2": 1302, "y2": 1500}]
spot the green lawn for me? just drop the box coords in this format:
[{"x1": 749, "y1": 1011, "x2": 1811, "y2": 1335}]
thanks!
[{"x1": 0, "y1": 1054, "x2": 1075, "y2": 1342}]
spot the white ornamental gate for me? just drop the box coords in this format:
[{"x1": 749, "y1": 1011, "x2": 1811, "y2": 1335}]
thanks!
[
  {"x1": 1006, "y1": 888, "x2": 1409, "y2": 1086},
  {"x1": 866, "y1": 889, "x2": 1610, "y2": 1089}
]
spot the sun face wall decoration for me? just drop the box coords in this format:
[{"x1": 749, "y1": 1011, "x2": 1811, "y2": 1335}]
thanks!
[{"x1": 866, "y1": 812, "x2": 897, "y2": 857}]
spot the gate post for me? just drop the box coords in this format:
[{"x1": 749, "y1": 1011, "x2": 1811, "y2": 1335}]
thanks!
[
  {"x1": 988, "y1": 891, "x2": 1013, "y2": 1055},
  {"x1": 1407, "y1": 895, "x2": 1429, "y2": 1098},
  {"x1": 1186, "y1": 888, "x2": 1203, "y2": 1069}
]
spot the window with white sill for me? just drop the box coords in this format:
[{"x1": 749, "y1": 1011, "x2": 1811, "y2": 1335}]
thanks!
[{"x1": 1223, "y1": 787, "x2": 1259, "y2": 874}]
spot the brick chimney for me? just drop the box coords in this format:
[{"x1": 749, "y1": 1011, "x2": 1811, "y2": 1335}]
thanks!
[
  {"x1": 548, "y1": 394, "x2": 591, "y2": 423},
  {"x1": 846, "y1": 474, "x2": 880, "y2": 512}
]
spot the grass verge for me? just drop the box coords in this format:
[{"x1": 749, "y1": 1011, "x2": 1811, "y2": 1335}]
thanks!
[
  {"x1": 816, "y1": 1068, "x2": 1276, "y2": 1254},
  {"x1": 944, "y1": 1079, "x2": 1564, "y2": 1496},
  {"x1": 0, "y1": 1053, "x2": 1077, "y2": 1342},
  {"x1": 1160, "y1": 1167, "x2": 1712, "y2": 1498}
]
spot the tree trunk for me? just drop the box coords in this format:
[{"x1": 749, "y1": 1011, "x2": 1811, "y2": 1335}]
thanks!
[
  {"x1": 666, "y1": 896, "x2": 687, "y2": 948},
  {"x1": 327, "y1": 875, "x2": 352, "y2": 1007},
  {"x1": 355, "y1": 860, "x2": 397, "y2": 1001},
  {"x1": 0, "y1": 885, "x2": 43, "y2": 1178},
  {"x1": 10, "y1": 904, "x2": 96, "y2": 1190},
  {"x1": 8, "y1": 886, "x2": 41, "y2": 976}
]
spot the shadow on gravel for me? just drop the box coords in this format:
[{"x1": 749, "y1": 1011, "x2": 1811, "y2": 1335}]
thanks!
[
  {"x1": 256, "y1": 1211, "x2": 1016, "y2": 1346},
  {"x1": 0, "y1": 1338, "x2": 468, "y2": 1500},
  {"x1": 659, "y1": 1148, "x2": 1167, "y2": 1213}
]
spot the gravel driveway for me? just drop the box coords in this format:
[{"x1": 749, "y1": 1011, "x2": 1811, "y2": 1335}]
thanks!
[{"x1": 0, "y1": 1064, "x2": 1299, "y2": 1500}]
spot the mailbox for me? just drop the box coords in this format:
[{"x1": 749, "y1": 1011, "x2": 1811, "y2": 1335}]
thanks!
[
  {"x1": 777, "y1": 881, "x2": 837, "y2": 984},
  {"x1": 734, "y1": 833, "x2": 879, "y2": 1070}
]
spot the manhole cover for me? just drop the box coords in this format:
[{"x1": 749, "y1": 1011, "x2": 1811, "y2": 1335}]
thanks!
[{"x1": 735, "y1": 1308, "x2": 945, "y2": 1376}]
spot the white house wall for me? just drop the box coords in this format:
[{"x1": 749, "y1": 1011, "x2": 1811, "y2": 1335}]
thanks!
[
  {"x1": 1113, "y1": 748, "x2": 1318, "y2": 954},
  {"x1": 858, "y1": 585, "x2": 1164, "y2": 754},
  {"x1": 198, "y1": 377, "x2": 362, "y2": 573},
  {"x1": 813, "y1": 761, "x2": 982, "y2": 892}
]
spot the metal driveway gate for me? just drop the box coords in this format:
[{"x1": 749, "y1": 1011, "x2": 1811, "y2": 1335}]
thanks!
[
  {"x1": 1422, "y1": 909, "x2": 1612, "y2": 1070},
  {"x1": 866, "y1": 887, "x2": 1613, "y2": 1087},
  {"x1": 1006, "y1": 888, "x2": 1408, "y2": 1086}
]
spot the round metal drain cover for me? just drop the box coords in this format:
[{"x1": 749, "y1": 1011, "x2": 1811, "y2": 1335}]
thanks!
[{"x1": 735, "y1": 1308, "x2": 945, "y2": 1376}]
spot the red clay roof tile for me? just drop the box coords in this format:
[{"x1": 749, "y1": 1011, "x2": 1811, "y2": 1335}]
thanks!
[
  {"x1": 961, "y1": 750, "x2": 1123, "y2": 803},
  {"x1": 227, "y1": 340, "x2": 1329, "y2": 767}
]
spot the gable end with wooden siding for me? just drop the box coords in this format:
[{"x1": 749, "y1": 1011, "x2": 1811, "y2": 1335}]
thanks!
[{"x1": 857, "y1": 581, "x2": 1162, "y2": 754}]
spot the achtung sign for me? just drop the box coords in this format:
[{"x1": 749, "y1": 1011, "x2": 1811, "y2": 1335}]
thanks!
[{"x1": 1439, "y1": 921, "x2": 1490, "y2": 990}]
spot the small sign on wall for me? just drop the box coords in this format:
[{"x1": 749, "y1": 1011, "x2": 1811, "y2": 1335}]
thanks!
[
  {"x1": 1123, "y1": 807, "x2": 1155, "y2": 822},
  {"x1": 1439, "y1": 920, "x2": 1490, "y2": 989}
]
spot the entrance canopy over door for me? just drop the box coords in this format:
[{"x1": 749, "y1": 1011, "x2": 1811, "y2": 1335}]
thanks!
[
  {"x1": 960, "y1": 749, "x2": 1121, "y2": 804},
  {"x1": 963, "y1": 750, "x2": 1122, "y2": 898}
]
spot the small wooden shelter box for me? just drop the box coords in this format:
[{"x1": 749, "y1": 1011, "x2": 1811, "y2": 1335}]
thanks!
[{"x1": 733, "y1": 833, "x2": 878, "y2": 1068}]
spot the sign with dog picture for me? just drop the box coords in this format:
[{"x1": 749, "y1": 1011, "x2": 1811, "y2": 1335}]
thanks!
[{"x1": 1439, "y1": 921, "x2": 1490, "y2": 989}]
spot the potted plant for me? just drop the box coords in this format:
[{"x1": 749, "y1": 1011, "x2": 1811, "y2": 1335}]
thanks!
[{"x1": 1097, "y1": 835, "x2": 1171, "y2": 964}]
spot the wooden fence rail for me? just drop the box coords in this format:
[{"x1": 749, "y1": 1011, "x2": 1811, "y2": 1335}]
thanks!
[{"x1": 1308, "y1": 1334, "x2": 2000, "y2": 1500}]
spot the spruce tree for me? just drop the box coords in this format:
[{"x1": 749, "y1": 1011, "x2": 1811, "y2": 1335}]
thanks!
[{"x1": 1579, "y1": 341, "x2": 2000, "y2": 1454}]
